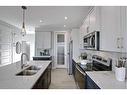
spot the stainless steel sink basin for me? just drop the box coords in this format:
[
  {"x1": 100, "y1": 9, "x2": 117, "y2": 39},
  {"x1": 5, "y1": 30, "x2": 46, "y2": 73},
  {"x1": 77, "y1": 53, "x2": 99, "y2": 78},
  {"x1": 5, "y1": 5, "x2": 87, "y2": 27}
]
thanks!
[
  {"x1": 26, "y1": 66, "x2": 41, "y2": 70},
  {"x1": 16, "y1": 70, "x2": 37, "y2": 76}
]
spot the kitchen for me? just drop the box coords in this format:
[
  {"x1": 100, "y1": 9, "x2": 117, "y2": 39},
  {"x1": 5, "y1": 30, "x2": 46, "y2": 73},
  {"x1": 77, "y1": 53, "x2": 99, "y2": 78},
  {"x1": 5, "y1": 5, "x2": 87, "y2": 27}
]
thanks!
[{"x1": 0, "y1": 6, "x2": 127, "y2": 89}]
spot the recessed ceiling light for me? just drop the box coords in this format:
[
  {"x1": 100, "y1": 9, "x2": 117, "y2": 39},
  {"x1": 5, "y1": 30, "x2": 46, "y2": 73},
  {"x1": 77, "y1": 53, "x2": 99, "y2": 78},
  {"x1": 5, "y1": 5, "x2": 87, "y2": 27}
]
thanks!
[
  {"x1": 64, "y1": 25, "x2": 66, "y2": 27},
  {"x1": 40, "y1": 20, "x2": 42, "y2": 23},
  {"x1": 64, "y1": 16, "x2": 68, "y2": 20}
]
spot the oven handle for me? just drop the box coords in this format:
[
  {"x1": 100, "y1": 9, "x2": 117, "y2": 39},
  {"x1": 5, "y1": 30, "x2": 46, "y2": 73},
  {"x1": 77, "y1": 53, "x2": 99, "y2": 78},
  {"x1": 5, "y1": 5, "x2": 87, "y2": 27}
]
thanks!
[{"x1": 76, "y1": 66, "x2": 86, "y2": 76}]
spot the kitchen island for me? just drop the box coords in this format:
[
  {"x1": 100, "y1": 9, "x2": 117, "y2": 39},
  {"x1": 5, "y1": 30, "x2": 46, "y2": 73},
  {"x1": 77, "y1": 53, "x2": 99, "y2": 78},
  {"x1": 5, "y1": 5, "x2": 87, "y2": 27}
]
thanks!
[{"x1": 0, "y1": 60, "x2": 52, "y2": 89}]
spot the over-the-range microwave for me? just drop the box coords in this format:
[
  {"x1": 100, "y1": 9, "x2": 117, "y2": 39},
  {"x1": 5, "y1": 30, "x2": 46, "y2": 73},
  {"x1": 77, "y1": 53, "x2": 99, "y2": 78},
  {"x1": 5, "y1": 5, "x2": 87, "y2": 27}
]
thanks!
[{"x1": 83, "y1": 31, "x2": 100, "y2": 50}]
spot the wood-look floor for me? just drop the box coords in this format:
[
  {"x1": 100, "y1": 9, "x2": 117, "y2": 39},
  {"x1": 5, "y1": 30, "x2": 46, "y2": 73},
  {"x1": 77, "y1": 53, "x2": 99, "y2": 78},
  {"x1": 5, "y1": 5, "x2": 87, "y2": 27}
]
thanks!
[{"x1": 49, "y1": 69, "x2": 77, "y2": 89}]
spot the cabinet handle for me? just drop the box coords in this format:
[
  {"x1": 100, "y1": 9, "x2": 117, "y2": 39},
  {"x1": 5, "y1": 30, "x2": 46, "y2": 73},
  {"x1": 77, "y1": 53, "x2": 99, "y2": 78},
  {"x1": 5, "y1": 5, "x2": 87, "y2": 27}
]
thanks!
[
  {"x1": 117, "y1": 38, "x2": 120, "y2": 48},
  {"x1": 121, "y1": 37, "x2": 124, "y2": 48},
  {"x1": 117, "y1": 37, "x2": 124, "y2": 49}
]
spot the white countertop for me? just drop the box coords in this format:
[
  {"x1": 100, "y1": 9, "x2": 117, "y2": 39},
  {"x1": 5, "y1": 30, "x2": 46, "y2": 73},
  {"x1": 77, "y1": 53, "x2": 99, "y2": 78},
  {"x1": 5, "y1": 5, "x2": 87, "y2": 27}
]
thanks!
[
  {"x1": 86, "y1": 71, "x2": 127, "y2": 89},
  {"x1": 73, "y1": 57, "x2": 81, "y2": 63},
  {"x1": 0, "y1": 60, "x2": 51, "y2": 89}
]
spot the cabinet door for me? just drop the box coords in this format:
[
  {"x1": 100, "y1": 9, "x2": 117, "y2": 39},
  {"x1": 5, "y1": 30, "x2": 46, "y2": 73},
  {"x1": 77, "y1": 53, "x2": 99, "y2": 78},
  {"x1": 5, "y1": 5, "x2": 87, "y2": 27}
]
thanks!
[
  {"x1": 89, "y1": 8, "x2": 96, "y2": 33},
  {"x1": 35, "y1": 32, "x2": 44, "y2": 56},
  {"x1": 42, "y1": 70, "x2": 48, "y2": 89},
  {"x1": 120, "y1": 7, "x2": 127, "y2": 52},
  {"x1": 35, "y1": 32, "x2": 44, "y2": 49},
  {"x1": 85, "y1": 15, "x2": 90, "y2": 34},
  {"x1": 47, "y1": 63, "x2": 52, "y2": 88},
  {"x1": 86, "y1": 75, "x2": 100, "y2": 89},
  {"x1": 79, "y1": 26, "x2": 84, "y2": 49},
  {"x1": 43, "y1": 32, "x2": 51, "y2": 49},
  {"x1": 100, "y1": 7, "x2": 121, "y2": 52}
]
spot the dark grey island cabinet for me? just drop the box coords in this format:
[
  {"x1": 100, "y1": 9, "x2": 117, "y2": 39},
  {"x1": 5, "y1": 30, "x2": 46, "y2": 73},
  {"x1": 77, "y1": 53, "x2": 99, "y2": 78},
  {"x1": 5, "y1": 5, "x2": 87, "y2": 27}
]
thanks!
[
  {"x1": 32, "y1": 62, "x2": 52, "y2": 89},
  {"x1": 33, "y1": 56, "x2": 52, "y2": 61},
  {"x1": 86, "y1": 75, "x2": 100, "y2": 89}
]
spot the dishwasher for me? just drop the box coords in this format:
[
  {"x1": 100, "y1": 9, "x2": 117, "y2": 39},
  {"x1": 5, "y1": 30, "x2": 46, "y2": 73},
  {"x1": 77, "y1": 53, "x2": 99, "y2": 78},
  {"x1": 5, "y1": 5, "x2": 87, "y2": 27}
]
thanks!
[{"x1": 75, "y1": 64, "x2": 86, "y2": 89}]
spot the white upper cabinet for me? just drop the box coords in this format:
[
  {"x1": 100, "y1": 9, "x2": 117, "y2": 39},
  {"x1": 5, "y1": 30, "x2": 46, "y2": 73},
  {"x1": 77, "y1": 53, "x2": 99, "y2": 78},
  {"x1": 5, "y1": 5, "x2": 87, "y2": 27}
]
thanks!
[
  {"x1": 35, "y1": 32, "x2": 43, "y2": 49},
  {"x1": 35, "y1": 31, "x2": 51, "y2": 49},
  {"x1": 99, "y1": 6, "x2": 124, "y2": 52},
  {"x1": 120, "y1": 7, "x2": 127, "y2": 53},
  {"x1": 35, "y1": 31, "x2": 51, "y2": 55},
  {"x1": 79, "y1": 26, "x2": 84, "y2": 49},
  {"x1": 89, "y1": 8, "x2": 96, "y2": 33},
  {"x1": 43, "y1": 32, "x2": 51, "y2": 49},
  {"x1": 79, "y1": 6, "x2": 126, "y2": 52},
  {"x1": 79, "y1": 7, "x2": 101, "y2": 49},
  {"x1": 89, "y1": 7, "x2": 101, "y2": 32}
]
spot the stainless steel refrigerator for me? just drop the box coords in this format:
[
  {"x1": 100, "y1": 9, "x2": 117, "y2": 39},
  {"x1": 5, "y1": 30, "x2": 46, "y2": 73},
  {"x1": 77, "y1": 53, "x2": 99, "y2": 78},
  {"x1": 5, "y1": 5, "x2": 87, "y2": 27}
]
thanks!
[{"x1": 67, "y1": 40, "x2": 73, "y2": 75}]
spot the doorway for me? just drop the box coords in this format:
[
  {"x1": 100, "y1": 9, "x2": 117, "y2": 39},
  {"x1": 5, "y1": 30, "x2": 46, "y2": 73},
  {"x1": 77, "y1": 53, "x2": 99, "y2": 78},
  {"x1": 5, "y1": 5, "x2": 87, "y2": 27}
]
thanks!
[{"x1": 54, "y1": 32, "x2": 67, "y2": 68}]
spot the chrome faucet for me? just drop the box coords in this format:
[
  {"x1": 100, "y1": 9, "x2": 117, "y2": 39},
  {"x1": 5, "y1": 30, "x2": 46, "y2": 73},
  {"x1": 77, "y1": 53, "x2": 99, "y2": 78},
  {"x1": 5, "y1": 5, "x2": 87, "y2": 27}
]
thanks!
[{"x1": 21, "y1": 53, "x2": 29, "y2": 69}]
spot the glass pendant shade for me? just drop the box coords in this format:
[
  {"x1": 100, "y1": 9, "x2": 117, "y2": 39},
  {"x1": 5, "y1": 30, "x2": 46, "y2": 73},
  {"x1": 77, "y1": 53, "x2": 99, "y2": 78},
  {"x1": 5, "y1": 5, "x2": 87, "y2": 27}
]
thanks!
[{"x1": 21, "y1": 22, "x2": 26, "y2": 36}]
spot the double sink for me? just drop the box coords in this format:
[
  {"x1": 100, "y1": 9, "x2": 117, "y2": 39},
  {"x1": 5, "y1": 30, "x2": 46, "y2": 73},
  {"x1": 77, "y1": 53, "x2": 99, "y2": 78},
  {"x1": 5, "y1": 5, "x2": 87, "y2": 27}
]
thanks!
[{"x1": 16, "y1": 65, "x2": 41, "y2": 76}]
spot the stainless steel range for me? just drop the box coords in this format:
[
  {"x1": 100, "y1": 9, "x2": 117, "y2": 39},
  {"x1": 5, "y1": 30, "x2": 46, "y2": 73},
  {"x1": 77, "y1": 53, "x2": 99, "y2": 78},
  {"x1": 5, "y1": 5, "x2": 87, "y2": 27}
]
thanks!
[{"x1": 78, "y1": 55, "x2": 112, "y2": 72}]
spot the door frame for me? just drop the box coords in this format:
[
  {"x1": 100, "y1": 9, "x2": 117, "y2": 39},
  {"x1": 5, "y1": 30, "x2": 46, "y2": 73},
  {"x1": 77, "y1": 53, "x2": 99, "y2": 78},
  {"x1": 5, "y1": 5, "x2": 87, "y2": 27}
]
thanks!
[{"x1": 54, "y1": 31, "x2": 67, "y2": 68}]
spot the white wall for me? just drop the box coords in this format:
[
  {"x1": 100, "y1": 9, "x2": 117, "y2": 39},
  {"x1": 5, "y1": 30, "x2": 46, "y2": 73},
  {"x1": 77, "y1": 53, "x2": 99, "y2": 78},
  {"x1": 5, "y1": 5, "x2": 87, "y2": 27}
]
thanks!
[{"x1": 0, "y1": 20, "x2": 22, "y2": 65}]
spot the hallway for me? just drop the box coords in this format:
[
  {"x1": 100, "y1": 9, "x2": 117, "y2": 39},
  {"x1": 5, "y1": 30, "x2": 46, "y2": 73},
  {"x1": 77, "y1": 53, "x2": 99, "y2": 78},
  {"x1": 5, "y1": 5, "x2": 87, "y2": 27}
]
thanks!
[{"x1": 49, "y1": 69, "x2": 77, "y2": 89}]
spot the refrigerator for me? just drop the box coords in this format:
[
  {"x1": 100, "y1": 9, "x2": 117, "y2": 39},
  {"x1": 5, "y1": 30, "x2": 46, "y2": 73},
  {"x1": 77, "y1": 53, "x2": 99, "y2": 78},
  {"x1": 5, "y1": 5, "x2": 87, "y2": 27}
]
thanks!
[{"x1": 67, "y1": 40, "x2": 73, "y2": 75}]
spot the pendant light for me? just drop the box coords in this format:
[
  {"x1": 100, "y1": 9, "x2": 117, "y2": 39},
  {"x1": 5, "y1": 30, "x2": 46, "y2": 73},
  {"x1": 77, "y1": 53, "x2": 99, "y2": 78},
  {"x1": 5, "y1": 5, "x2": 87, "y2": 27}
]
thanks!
[{"x1": 21, "y1": 6, "x2": 27, "y2": 36}]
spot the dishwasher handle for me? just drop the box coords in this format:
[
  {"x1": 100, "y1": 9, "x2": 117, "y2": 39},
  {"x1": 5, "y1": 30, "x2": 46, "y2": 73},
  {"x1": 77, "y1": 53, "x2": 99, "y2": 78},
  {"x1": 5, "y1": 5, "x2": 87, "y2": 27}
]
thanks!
[{"x1": 76, "y1": 65, "x2": 86, "y2": 76}]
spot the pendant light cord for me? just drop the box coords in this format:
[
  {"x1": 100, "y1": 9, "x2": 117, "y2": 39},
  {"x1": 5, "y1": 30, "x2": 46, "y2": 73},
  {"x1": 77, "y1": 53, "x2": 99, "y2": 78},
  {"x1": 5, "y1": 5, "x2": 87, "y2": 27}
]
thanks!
[{"x1": 23, "y1": 8, "x2": 25, "y2": 28}]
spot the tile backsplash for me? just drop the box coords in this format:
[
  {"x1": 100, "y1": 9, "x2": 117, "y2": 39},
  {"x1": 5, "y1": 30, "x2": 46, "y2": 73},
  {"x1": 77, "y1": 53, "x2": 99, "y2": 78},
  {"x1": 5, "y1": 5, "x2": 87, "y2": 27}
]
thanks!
[{"x1": 80, "y1": 49, "x2": 127, "y2": 72}]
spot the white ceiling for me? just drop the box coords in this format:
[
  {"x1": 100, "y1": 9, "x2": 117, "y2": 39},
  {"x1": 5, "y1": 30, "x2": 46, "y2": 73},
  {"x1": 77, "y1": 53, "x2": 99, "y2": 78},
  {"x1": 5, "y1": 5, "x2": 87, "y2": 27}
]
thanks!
[{"x1": 0, "y1": 6, "x2": 91, "y2": 33}]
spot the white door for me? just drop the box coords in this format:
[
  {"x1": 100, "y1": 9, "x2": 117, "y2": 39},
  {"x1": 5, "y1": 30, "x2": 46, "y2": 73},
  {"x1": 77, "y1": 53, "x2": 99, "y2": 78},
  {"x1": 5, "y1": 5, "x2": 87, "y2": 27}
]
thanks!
[{"x1": 55, "y1": 32, "x2": 67, "y2": 68}]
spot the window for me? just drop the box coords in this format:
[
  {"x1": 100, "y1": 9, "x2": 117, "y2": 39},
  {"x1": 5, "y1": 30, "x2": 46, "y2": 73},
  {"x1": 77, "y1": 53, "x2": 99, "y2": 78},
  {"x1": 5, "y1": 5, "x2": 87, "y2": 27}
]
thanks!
[{"x1": 57, "y1": 34, "x2": 64, "y2": 43}]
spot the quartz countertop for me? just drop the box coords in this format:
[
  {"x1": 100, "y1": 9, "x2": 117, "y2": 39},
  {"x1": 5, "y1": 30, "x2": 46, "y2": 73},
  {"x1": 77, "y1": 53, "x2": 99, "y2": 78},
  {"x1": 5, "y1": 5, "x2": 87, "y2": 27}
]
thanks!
[
  {"x1": 0, "y1": 60, "x2": 51, "y2": 89},
  {"x1": 86, "y1": 71, "x2": 127, "y2": 89},
  {"x1": 73, "y1": 57, "x2": 81, "y2": 63}
]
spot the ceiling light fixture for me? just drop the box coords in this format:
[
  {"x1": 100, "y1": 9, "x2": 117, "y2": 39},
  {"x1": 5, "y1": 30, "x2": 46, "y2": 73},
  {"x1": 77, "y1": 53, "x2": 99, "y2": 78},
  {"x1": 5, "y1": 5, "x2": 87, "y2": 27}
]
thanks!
[
  {"x1": 64, "y1": 25, "x2": 66, "y2": 27},
  {"x1": 40, "y1": 20, "x2": 42, "y2": 23},
  {"x1": 21, "y1": 6, "x2": 27, "y2": 36},
  {"x1": 64, "y1": 16, "x2": 68, "y2": 20}
]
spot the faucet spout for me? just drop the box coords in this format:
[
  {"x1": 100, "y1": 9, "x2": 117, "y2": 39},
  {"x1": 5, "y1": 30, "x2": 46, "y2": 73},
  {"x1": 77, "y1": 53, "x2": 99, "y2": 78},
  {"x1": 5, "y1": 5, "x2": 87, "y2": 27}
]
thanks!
[{"x1": 21, "y1": 53, "x2": 29, "y2": 69}]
